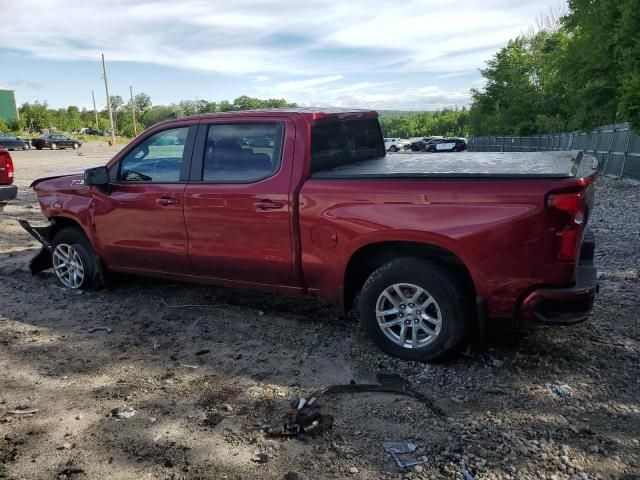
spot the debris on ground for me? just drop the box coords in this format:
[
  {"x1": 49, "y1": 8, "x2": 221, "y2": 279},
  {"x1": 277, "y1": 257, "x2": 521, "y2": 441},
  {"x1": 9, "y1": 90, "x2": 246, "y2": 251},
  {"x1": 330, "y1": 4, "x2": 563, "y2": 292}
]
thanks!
[
  {"x1": 87, "y1": 326, "x2": 112, "y2": 333},
  {"x1": 7, "y1": 408, "x2": 38, "y2": 415},
  {"x1": 180, "y1": 363, "x2": 199, "y2": 369},
  {"x1": 553, "y1": 384, "x2": 570, "y2": 398},
  {"x1": 113, "y1": 406, "x2": 137, "y2": 419},
  {"x1": 280, "y1": 374, "x2": 442, "y2": 437},
  {"x1": 383, "y1": 441, "x2": 428, "y2": 469},
  {"x1": 251, "y1": 452, "x2": 269, "y2": 463},
  {"x1": 461, "y1": 466, "x2": 475, "y2": 480}
]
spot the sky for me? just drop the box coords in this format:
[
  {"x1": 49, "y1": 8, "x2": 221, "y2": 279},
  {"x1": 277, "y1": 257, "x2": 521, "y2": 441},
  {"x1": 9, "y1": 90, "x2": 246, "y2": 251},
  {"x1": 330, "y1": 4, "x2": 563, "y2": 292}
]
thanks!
[{"x1": 0, "y1": 0, "x2": 565, "y2": 111}]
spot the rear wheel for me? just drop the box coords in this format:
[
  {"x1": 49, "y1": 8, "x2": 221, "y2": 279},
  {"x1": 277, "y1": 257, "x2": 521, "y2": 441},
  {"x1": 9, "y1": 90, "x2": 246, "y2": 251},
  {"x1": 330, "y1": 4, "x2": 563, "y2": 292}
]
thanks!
[
  {"x1": 359, "y1": 258, "x2": 468, "y2": 361},
  {"x1": 389, "y1": 145, "x2": 398, "y2": 152},
  {"x1": 73, "y1": 143, "x2": 80, "y2": 149},
  {"x1": 50, "y1": 228, "x2": 98, "y2": 289}
]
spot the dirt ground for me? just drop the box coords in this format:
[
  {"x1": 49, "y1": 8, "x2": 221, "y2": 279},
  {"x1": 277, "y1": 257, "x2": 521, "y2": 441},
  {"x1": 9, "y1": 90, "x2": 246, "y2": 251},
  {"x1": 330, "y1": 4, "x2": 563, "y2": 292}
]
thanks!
[{"x1": 1, "y1": 144, "x2": 639, "y2": 480}]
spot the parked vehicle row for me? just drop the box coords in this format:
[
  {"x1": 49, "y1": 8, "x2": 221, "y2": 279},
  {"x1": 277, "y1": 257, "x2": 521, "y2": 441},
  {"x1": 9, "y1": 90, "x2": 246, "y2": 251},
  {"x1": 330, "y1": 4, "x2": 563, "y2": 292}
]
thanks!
[
  {"x1": 0, "y1": 132, "x2": 31, "y2": 151},
  {"x1": 20, "y1": 108, "x2": 599, "y2": 362},
  {"x1": 404, "y1": 136, "x2": 467, "y2": 152}
]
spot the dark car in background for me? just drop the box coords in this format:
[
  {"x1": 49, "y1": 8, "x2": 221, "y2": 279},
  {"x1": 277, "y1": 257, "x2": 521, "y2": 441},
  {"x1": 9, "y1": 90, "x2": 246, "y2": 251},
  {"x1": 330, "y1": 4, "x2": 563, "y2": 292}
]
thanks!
[
  {"x1": 424, "y1": 137, "x2": 467, "y2": 153},
  {"x1": 32, "y1": 134, "x2": 82, "y2": 150},
  {"x1": 406, "y1": 136, "x2": 443, "y2": 151},
  {"x1": 0, "y1": 132, "x2": 30, "y2": 150},
  {"x1": 84, "y1": 128, "x2": 107, "y2": 136}
]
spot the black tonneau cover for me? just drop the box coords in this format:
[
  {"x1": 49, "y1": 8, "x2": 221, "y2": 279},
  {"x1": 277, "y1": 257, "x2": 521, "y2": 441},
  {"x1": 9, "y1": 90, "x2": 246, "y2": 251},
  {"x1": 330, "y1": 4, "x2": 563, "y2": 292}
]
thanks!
[{"x1": 311, "y1": 151, "x2": 590, "y2": 179}]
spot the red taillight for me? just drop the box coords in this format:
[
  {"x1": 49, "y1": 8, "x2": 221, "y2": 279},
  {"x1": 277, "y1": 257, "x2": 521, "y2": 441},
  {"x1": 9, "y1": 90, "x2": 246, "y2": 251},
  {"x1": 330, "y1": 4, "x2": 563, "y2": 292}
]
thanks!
[
  {"x1": 0, "y1": 151, "x2": 14, "y2": 184},
  {"x1": 548, "y1": 192, "x2": 586, "y2": 262}
]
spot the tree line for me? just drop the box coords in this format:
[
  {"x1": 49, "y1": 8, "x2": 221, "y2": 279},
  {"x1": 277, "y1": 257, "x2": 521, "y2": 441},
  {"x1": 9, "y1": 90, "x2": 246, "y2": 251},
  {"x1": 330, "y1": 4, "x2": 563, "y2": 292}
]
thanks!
[
  {"x1": 468, "y1": 0, "x2": 640, "y2": 136},
  {"x1": 5, "y1": 95, "x2": 296, "y2": 137},
  {"x1": 379, "y1": 109, "x2": 470, "y2": 138}
]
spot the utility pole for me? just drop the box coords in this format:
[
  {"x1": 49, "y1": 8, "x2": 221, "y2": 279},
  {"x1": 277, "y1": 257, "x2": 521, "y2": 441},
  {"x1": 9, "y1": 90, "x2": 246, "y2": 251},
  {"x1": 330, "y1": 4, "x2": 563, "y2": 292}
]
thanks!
[
  {"x1": 130, "y1": 85, "x2": 137, "y2": 136},
  {"x1": 91, "y1": 90, "x2": 99, "y2": 129},
  {"x1": 101, "y1": 53, "x2": 116, "y2": 145}
]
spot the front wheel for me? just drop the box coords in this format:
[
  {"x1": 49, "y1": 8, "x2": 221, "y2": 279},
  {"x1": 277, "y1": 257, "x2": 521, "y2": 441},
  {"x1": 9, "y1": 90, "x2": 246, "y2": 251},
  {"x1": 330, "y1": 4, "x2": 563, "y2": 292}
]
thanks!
[
  {"x1": 359, "y1": 258, "x2": 468, "y2": 361},
  {"x1": 389, "y1": 145, "x2": 398, "y2": 152},
  {"x1": 50, "y1": 143, "x2": 57, "y2": 150},
  {"x1": 51, "y1": 228, "x2": 98, "y2": 289},
  {"x1": 73, "y1": 143, "x2": 80, "y2": 149}
]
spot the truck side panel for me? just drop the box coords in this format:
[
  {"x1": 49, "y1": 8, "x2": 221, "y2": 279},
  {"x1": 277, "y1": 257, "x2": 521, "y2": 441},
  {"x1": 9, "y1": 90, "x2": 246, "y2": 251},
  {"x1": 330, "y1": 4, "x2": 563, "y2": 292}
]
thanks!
[{"x1": 299, "y1": 178, "x2": 581, "y2": 318}]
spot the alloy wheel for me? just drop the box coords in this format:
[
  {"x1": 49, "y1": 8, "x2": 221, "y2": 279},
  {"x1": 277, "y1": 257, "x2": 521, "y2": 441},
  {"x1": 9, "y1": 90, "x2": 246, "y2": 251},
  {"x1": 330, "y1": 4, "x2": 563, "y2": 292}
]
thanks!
[
  {"x1": 53, "y1": 244, "x2": 85, "y2": 289},
  {"x1": 375, "y1": 283, "x2": 442, "y2": 348}
]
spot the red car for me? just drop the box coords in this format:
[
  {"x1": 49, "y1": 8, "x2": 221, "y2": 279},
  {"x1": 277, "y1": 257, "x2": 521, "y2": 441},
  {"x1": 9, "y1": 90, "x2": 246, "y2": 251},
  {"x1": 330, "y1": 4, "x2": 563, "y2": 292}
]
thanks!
[
  {"x1": 0, "y1": 149, "x2": 17, "y2": 210},
  {"x1": 20, "y1": 109, "x2": 598, "y2": 361}
]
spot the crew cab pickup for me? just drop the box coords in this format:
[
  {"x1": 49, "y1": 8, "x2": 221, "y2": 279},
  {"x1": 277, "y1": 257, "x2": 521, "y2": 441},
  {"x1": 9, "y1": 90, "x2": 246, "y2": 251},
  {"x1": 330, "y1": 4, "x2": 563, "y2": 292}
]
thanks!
[
  {"x1": 0, "y1": 149, "x2": 17, "y2": 210},
  {"x1": 20, "y1": 109, "x2": 598, "y2": 361}
]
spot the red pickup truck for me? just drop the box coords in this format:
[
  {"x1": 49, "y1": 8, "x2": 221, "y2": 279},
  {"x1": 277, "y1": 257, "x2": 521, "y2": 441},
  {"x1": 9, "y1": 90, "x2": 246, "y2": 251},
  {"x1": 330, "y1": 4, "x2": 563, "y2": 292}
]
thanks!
[
  {"x1": 0, "y1": 149, "x2": 17, "y2": 210},
  {"x1": 20, "y1": 109, "x2": 598, "y2": 361}
]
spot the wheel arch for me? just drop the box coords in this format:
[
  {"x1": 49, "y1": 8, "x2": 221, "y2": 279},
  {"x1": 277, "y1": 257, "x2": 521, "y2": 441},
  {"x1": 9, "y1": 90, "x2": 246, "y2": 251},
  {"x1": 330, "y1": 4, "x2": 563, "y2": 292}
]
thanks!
[
  {"x1": 342, "y1": 240, "x2": 477, "y2": 314},
  {"x1": 47, "y1": 216, "x2": 92, "y2": 244}
]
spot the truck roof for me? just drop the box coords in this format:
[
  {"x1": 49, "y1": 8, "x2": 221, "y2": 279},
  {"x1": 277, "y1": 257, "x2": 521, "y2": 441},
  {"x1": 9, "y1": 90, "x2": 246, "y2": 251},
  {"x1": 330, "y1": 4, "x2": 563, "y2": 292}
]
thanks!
[{"x1": 158, "y1": 108, "x2": 378, "y2": 127}]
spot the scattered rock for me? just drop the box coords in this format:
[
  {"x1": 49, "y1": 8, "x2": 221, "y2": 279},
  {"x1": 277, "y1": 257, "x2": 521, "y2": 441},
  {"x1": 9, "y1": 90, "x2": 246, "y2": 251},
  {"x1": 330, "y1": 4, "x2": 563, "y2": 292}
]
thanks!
[{"x1": 251, "y1": 452, "x2": 269, "y2": 463}]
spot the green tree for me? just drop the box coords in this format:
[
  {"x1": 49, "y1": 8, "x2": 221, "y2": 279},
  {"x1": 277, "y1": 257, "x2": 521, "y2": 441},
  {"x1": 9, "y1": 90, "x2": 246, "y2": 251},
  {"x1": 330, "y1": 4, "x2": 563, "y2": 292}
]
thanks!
[{"x1": 134, "y1": 92, "x2": 152, "y2": 114}]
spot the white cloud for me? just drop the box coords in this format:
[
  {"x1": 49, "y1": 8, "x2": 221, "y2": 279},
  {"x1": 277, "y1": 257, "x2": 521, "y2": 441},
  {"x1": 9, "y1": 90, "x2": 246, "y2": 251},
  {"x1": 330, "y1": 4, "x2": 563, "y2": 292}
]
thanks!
[
  {"x1": 0, "y1": 0, "x2": 565, "y2": 75},
  {"x1": 275, "y1": 75, "x2": 344, "y2": 92},
  {"x1": 0, "y1": 0, "x2": 566, "y2": 108}
]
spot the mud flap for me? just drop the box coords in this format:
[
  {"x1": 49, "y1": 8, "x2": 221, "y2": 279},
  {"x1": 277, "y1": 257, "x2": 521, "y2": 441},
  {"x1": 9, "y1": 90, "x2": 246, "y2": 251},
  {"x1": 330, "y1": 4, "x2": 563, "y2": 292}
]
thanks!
[{"x1": 17, "y1": 219, "x2": 54, "y2": 274}]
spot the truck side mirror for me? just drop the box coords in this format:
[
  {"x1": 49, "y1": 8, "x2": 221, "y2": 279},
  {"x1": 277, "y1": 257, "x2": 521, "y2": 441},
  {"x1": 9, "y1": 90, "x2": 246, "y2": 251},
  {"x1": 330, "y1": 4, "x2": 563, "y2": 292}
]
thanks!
[{"x1": 84, "y1": 166, "x2": 110, "y2": 187}]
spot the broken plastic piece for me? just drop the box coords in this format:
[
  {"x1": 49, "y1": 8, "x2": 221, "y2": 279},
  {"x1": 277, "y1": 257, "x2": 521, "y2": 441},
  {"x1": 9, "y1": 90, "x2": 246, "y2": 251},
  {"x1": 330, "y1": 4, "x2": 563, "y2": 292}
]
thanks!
[
  {"x1": 279, "y1": 374, "x2": 442, "y2": 437},
  {"x1": 88, "y1": 326, "x2": 112, "y2": 333},
  {"x1": 461, "y1": 466, "x2": 475, "y2": 480},
  {"x1": 383, "y1": 441, "x2": 427, "y2": 469}
]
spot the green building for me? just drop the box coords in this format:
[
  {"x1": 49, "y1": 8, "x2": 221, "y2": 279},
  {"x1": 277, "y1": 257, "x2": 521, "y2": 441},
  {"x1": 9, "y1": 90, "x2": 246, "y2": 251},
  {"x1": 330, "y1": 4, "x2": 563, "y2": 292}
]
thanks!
[{"x1": 0, "y1": 89, "x2": 19, "y2": 125}]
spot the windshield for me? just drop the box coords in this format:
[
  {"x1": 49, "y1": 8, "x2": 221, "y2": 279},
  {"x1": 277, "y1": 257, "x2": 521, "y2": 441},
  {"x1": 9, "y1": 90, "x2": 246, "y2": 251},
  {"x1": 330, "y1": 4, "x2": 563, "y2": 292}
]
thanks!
[{"x1": 311, "y1": 118, "x2": 385, "y2": 173}]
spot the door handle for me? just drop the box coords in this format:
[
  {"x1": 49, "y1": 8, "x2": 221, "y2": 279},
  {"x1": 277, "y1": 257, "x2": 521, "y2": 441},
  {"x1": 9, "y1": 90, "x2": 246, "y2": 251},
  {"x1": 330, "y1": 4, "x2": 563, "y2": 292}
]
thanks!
[
  {"x1": 157, "y1": 197, "x2": 179, "y2": 206},
  {"x1": 255, "y1": 199, "x2": 284, "y2": 210}
]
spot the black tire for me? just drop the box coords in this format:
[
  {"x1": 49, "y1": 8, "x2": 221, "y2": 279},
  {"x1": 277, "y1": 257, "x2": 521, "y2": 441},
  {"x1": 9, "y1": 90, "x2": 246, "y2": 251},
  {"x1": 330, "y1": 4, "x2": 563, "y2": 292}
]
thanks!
[
  {"x1": 389, "y1": 145, "x2": 398, "y2": 152},
  {"x1": 73, "y1": 143, "x2": 80, "y2": 149},
  {"x1": 50, "y1": 227, "x2": 100, "y2": 290},
  {"x1": 359, "y1": 258, "x2": 468, "y2": 361},
  {"x1": 50, "y1": 143, "x2": 57, "y2": 150}
]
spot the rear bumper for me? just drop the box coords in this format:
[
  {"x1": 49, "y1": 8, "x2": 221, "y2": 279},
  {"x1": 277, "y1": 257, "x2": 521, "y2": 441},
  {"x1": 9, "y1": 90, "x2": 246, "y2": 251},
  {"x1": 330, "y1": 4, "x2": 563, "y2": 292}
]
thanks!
[
  {"x1": 520, "y1": 231, "x2": 598, "y2": 325},
  {"x1": 0, "y1": 184, "x2": 17, "y2": 202}
]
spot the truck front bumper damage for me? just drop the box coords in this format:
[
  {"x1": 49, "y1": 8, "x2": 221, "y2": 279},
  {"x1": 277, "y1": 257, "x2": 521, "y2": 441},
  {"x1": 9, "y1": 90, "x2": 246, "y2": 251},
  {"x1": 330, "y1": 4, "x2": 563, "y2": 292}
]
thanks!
[
  {"x1": 17, "y1": 219, "x2": 54, "y2": 274},
  {"x1": 520, "y1": 231, "x2": 598, "y2": 325}
]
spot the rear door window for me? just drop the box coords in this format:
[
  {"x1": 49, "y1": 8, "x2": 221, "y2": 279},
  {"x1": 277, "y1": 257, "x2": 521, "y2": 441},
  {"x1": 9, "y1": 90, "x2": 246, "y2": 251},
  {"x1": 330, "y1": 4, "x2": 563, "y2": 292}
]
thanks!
[{"x1": 202, "y1": 123, "x2": 284, "y2": 182}]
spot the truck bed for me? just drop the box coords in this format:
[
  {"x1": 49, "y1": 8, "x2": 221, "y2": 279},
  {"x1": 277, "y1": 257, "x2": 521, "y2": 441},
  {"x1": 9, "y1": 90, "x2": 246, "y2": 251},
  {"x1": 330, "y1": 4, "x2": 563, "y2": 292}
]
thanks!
[{"x1": 311, "y1": 151, "x2": 588, "y2": 179}]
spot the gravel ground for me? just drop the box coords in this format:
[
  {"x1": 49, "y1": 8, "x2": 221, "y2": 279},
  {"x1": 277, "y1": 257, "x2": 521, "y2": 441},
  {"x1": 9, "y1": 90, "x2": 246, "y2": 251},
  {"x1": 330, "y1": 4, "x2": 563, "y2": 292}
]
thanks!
[{"x1": 0, "y1": 145, "x2": 639, "y2": 480}]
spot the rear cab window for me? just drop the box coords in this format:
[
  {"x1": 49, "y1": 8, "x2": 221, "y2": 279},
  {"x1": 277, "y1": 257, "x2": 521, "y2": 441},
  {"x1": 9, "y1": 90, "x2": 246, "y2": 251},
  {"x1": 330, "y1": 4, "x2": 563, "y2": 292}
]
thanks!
[{"x1": 311, "y1": 117, "x2": 385, "y2": 173}]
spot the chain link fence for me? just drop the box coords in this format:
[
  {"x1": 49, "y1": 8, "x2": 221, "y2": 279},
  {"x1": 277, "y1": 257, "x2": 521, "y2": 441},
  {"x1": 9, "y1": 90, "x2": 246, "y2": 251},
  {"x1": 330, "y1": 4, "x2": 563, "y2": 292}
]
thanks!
[{"x1": 468, "y1": 123, "x2": 640, "y2": 181}]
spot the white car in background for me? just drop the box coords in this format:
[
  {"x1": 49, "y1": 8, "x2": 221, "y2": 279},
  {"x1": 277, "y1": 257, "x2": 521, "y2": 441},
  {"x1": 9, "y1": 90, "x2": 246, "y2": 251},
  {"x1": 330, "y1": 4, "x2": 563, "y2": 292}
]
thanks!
[{"x1": 384, "y1": 137, "x2": 404, "y2": 152}]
